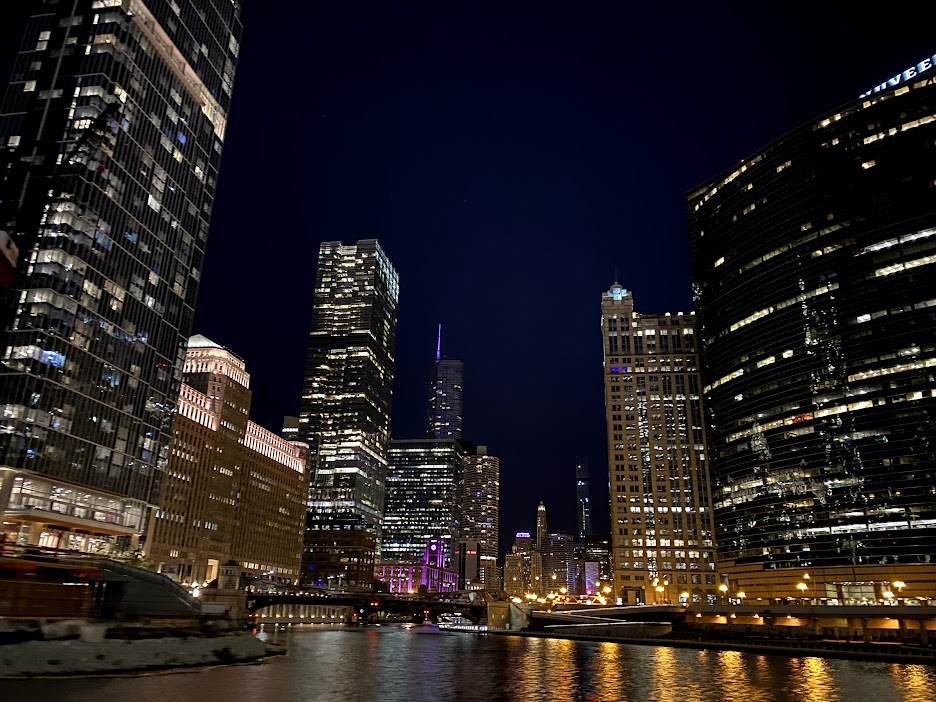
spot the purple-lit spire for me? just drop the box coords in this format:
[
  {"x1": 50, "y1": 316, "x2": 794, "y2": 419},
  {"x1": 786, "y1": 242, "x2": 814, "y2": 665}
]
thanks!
[{"x1": 436, "y1": 323, "x2": 442, "y2": 362}]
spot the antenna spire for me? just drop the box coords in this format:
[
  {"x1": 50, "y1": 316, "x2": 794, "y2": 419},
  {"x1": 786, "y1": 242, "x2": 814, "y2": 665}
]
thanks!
[{"x1": 436, "y1": 323, "x2": 442, "y2": 362}]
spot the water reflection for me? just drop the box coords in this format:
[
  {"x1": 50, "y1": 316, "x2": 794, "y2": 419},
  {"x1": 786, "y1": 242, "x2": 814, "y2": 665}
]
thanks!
[{"x1": 0, "y1": 627, "x2": 933, "y2": 702}]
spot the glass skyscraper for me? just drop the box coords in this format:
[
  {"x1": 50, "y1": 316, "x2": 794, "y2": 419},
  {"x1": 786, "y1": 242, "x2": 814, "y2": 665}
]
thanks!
[
  {"x1": 428, "y1": 325, "x2": 463, "y2": 439},
  {"x1": 298, "y1": 239, "x2": 399, "y2": 586},
  {"x1": 601, "y1": 285, "x2": 718, "y2": 604},
  {"x1": 0, "y1": 0, "x2": 241, "y2": 550},
  {"x1": 688, "y1": 51, "x2": 936, "y2": 601},
  {"x1": 383, "y1": 438, "x2": 466, "y2": 566}
]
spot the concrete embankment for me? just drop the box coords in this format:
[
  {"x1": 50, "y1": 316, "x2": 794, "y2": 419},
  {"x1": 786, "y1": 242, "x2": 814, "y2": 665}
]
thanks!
[
  {"x1": 487, "y1": 629, "x2": 936, "y2": 665},
  {"x1": 0, "y1": 632, "x2": 283, "y2": 677}
]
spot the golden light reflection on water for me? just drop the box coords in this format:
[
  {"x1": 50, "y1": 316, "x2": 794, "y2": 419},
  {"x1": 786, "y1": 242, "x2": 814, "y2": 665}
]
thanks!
[
  {"x1": 709, "y1": 649, "x2": 773, "y2": 702},
  {"x1": 649, "y1": 646, "x2": 682, "y2": 702},
  {"x1": 889, "y1": 664, "x2": 936, "y2": 702},
  {"x1": 790, "y1": 656, "x2": 841, "y2": 702},
  {"x1": 593, "y1": 641, "x2": 625, "y2": 698}
]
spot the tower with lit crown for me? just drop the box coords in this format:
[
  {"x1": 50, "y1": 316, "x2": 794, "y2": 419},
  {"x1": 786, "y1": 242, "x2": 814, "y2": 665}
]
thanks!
[
  {"x1": 601, "y1": 284, "x2": 718, "y2": 604},
  {"x1": 535, "y1": 501, "x2": 548, "y2": 551}
]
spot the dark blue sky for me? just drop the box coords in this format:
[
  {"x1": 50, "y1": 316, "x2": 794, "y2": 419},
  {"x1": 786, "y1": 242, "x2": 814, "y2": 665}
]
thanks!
[{"x1": 192, "y1": 1, "x2": 932, "y2": 553}]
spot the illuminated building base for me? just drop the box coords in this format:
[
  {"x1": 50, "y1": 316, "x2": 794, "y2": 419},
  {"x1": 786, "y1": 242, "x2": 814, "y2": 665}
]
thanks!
[{"x1": 718, "y1": 559, "x2": 936, "y2": 603}]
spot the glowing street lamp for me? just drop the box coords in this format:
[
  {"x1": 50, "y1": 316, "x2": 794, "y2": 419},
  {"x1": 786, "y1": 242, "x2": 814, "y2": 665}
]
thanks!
[
  {"x1": 883, "y1": 590, "x2": 895, "y2": 602},
  {"x1": 602, "y1": 586, "x2": 612, "y2": 595},
  {"x1": 892, "y1": 580, "x2": 906, "y2": 598},
  {"x1": 737, "y1": 591, "x2": 746, "y2": 603},
  {"x1": 718, "y1": 583, "x2": 728, "y2": 603},
  {"x1": 796, "y1": 582, "x2": 808, "y2": 598}
]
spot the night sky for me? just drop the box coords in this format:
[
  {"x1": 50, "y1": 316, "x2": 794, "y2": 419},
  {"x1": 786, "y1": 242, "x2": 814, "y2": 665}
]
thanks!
[{"x1": 3, "y1": 2, "x2": 932, "y2": 557}]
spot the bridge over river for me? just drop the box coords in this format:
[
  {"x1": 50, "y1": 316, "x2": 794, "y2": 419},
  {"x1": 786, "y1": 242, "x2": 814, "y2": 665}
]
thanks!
[{"x1": 246, "y1": 589, "x2": 488, "y2": 624}]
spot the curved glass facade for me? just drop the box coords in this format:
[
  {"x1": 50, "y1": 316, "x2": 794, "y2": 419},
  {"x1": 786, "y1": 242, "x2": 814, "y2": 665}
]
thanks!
[{"x1": 688, "y1": 59, "x2": 936, "y2": 596}]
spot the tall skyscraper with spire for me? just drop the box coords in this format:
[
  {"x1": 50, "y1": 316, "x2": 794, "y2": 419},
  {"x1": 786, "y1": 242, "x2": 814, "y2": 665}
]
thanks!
[
  {"x1": 298, "y1": 240, "x2": 399, "y2": 587},
  {"x1": 428, "y1": 325, "x2": 464, "y2": 439},
  {"x1": 575, "y1": 458, "x2": 592, "y2": 541},
  {"x1": 0, "y1": 1, "x2": 241, "y2": 550}
]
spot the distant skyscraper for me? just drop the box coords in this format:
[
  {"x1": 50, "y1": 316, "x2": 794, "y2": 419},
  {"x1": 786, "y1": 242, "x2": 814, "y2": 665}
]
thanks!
[
  {"x1": 601, "y1": 285, "x2": 718, "y2": 604},
  {"x1": 688, "y1": 52, "x2": 936, "y2": 600},
  {"x1": 535, "y1": 501, "x2": 548, "y2": 551},
  {"x1": 575, "y1": 458, "x2": 592, "y2": 541},
  {"x1": 383, "y1": 439, "x2": 466, "y2": 566},
  {"x1": 504, "y1": 531, "x2": 542, "y2": 597},
  {"x1": 0, "y1": 1, "x2": 241, "y2": 549},
  {"x1": 459, "y1": 444, "x2": 500, "y2": 588},
  {"x1": 298, "y1": 240, "x2": 399, "y2": 586},
  {"x1": 541, "y1": 533, "x2": 576, "y2": 591},
  {"x1": 281, "y1": 416, "x2": 300, "y2": 441},
  {"x1": 428, "y1": 325, "x2": 464, "y2": 439},
  {"x1": 574, "y1": 536, "x2": 612, "y2": 595}
]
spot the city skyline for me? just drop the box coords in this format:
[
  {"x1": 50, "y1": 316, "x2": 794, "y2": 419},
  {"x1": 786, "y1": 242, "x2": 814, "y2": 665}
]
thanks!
[
  {"x1": 186, "y1": 4, "x2": 933, "y2": 554},
  {"x1": 2, "y1": 2, "x2": 932, "y2": 566}
]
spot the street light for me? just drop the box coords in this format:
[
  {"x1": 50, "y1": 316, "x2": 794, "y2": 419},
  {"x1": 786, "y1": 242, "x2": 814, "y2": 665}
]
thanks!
[
  {"x1": 893, "y1": 580, "x2": 906, "y2": 599},
  {"x1": 883, "y1": 590, "x2": 895, "y2": 603},
  {"x1": 718, "y1": 583, "x2": 728, "y2": 603},
  {"x1": 796, "y1": 582, "x2": 808, "y2": 600},
  {"x1": 737, "y1": 591, "x2": 746, "y2": 603}
]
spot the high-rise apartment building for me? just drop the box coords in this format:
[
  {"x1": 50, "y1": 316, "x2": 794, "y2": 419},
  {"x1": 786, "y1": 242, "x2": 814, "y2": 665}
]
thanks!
[
  {"x1": 383, "y1": 438, "x2": 466, "y2": 565},
  {"x1": 146, "y1": 336, "x2": 309, "y2": 584},
  {"x1": 298, "y1": 239, "x2": 399, "y2": 586},
  {"x1": 601, "y1": 285, "x2": 718, "y2": 604},
  {"x1": 0, "y1": 1, "x2": 241, "y2": 550},
  {"x1": 688, "y1": 51, "x2": 936, "y2": 601},
  {"x1": 575, "y1": 458, "x2": 592, "y2": 541},
  {"x1": 459, "y1": 444, "x2": 499, "y2": 588},
  {"x1": 428, "y1": 326, "x2": 463, "y2": 439}
]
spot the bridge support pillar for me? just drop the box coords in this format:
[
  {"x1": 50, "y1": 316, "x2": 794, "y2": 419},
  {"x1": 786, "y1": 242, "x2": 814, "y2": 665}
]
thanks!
[{"x1": 202, "y1": 560, "x2": 247, "y2": 624}]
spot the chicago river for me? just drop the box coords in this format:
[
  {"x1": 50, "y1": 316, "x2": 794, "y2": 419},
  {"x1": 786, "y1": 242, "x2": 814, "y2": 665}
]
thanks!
[{"x1": 1, "y1": 626, "x2": 934, "y2": 701}]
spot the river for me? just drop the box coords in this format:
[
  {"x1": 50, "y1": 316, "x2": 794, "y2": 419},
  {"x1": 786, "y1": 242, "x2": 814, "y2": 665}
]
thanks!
[{"x1": 2, "y1": 625, "x2": 935, "y2": 701}]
